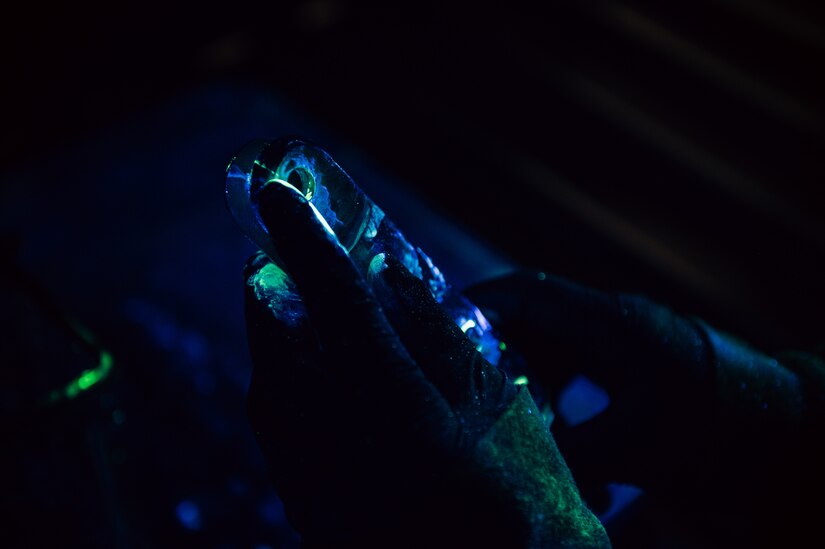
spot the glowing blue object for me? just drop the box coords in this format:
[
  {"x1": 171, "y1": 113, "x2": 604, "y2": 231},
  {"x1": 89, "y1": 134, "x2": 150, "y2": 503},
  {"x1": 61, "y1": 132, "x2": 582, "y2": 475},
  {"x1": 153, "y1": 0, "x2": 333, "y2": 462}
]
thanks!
[
  {"x1": 557, "y1": 375, "x2": 610, "y2": 426},
  {"x1": 598, "y1": 483, "x2": 644, "y2": 523},
  {"x1": 258, "y1": 495, "x2": 287, "y2": 526},
  {"x1": 175, "y1": 500, "x2": 202, "y2": 531}
]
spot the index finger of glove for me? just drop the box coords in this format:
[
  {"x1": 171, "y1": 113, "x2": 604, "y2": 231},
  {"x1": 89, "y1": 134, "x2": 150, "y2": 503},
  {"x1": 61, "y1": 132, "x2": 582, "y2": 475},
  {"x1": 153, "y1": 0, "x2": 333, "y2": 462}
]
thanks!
[
  {"x1": 376, "y1": 255, "x2": 516, "y2": 434},
  {"x1": 251, "y1": 179, "x2": 459, "y2": 439},
  {"x1": 252, "y1": 179, "x2": 399, "y2": 360}
]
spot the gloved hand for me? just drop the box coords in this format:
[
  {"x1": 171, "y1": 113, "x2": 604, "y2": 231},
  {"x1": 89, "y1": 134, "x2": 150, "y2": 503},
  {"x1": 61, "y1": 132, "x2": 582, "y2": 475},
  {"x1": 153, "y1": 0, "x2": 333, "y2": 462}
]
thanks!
[
  {"x1": 465, "y1": 271, "x2": 824, "y2": 547},
  {"x1": 244, "y1": 180, "x2": 610, "y2": 548},
  {"x1": 465, "y1": 273, "x2": 719, "y2": 496}
]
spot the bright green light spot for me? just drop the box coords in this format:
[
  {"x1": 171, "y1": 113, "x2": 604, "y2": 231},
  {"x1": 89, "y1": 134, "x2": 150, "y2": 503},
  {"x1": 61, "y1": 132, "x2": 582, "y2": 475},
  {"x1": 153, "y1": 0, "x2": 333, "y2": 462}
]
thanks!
[
  {"x1": 460, "y1": 319, "x2": 477, "y2": 333},
  {"x1": 78, "y1": 362, "x2": 105, "y2": 390},
  {"x1": 65, "y1": 383, "x2": 81, "y2": 399},
  {"x1": 48, "y1": 348, "x2": 114, "y2": 404},
  {"x1": 71, "y1": 351, "x2": 112, "y2": 396},
  {"x1": 367, "y1": 253, "x2": 387, "y2": 283},
  {"x1": 248, "y1": 261, "x2": 306, "y2": 325},
  {"x1": 498, "y1": 341, "x2": 507, "y2": 351},
  {"x1": 537, "y1": 272, "x2": 547, "y2": 281},
  {"x1": 78, "y1": 372, "x2": 95, "y2": 390},
  {"x1": 514, "y1": 375, "x2": 529, "y2": 386},
  {"x1": 249, "y1": 262, "x2": 291, "y2": 300}
]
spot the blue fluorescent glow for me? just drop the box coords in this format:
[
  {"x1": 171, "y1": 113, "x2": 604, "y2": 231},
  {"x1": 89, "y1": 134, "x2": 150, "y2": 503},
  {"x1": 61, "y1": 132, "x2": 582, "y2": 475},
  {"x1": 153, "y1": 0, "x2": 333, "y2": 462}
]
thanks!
[
  {"x1": 598, "y1": 483, "x2": 644, "y2": 523},
  {"x1": 176, "y1": 500, "x2": 202, "y2": 531},
  {"x1": 258, "y1": 495, "x2": 287, "y2": 526},
  {"x1": 471, "y1": 306, "x2": 491, "y2": 331},
  {"x1": 557, "y1": 374, "x2": 610, "y2": 426}
]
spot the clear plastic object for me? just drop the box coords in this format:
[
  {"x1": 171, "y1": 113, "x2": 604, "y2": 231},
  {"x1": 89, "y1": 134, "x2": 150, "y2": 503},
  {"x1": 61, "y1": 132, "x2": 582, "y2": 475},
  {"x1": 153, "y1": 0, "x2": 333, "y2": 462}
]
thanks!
[{"x1": 226, "y1": 136, "x2": 504, "y2": 366}]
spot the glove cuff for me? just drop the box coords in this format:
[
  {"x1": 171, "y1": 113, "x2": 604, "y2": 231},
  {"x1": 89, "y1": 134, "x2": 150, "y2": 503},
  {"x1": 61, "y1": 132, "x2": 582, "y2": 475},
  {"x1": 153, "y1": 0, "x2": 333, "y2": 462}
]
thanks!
[{"x1": 472, "y1": 386, "x2": 611, "y2": 548}]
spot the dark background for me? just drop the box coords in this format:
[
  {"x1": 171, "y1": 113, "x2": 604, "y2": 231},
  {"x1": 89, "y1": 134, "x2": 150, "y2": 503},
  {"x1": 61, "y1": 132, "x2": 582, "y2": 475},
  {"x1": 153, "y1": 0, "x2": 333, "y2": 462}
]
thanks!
[{"x1": 2, "y1": 1, "x2": 824, "y2": 547}]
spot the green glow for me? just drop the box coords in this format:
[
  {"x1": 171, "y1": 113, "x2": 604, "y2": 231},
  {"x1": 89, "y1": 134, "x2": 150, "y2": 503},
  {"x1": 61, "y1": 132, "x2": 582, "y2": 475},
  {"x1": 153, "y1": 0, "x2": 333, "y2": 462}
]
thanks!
[
  {"x1": 65, "y1": 383, "x2": 80, "y2": 399},
  {"x1": 273, "y1": 152, "x2": 318, "y2": 201},
  {"x1": 367, "y1": 253, "x2": 387, "y2": 283},
  {"x1": 249, "y1": 262, "x2": 292, "y2": 301},
  {"x1": 498, "y1": 341, "x2": 508, "y2": 351},
  {"x1": 537, "y1": 272, "x2": 547, "y2": 281},
  {"x1": 77, "y1": 354, "x2": 111, "y2": 389},
  {"x1": 514, "y1": 375, "x2": 530, "y2": 386},
  {"x1": 460, "y1": 319, "x2": 477, "y2": 333},
  {"x1": 253, "y1": 158, "x2": 276, "y2": 179},
  {"x1": 48, "y1": 347, "x2": 114, "y2": 404},
  {"x1": 247, "y1": 259, "x2": 306, "y2": 326}
]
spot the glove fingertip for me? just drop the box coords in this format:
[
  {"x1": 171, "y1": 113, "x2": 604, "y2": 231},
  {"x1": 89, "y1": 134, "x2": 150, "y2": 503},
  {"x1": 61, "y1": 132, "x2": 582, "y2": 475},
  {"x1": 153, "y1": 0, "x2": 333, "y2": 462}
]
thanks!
[
  {"x1": 243, "y1": 250, "x2": 272, "y2": 280},
  {"x1": 244, "y1": 254, "x2": 308, "y2": 329}
]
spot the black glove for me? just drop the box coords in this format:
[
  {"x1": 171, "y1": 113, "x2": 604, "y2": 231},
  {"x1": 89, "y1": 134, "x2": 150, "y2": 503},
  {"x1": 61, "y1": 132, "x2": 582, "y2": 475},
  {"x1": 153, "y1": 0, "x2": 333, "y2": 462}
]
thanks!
[
  {"x1": 244, "y1": 180, "x2": 610, "y2": 548},
  {"x1": 466, "y1": 272, "x2": 717, "y2": 493},
  {"x1": 465, "y1": 272, "x2": 825, "y2": 547}
]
